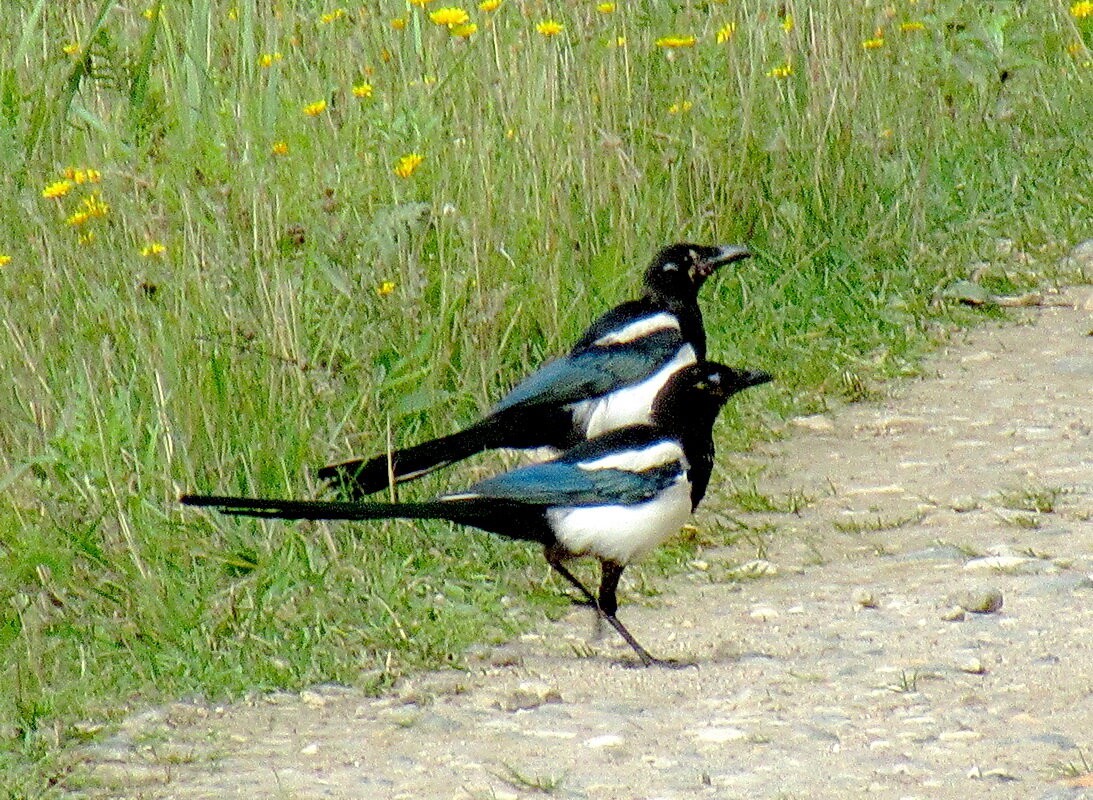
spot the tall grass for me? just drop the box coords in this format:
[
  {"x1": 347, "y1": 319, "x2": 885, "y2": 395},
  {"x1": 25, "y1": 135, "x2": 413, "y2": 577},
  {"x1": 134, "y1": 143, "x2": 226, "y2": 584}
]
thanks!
[{"x1": 1, "y1": 0, "x2": 1090, "y2": 791}]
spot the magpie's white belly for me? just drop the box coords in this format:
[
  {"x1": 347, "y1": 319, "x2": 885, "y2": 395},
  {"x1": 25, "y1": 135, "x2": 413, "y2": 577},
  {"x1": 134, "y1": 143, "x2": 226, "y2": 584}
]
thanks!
[
  {"x1": 571, "y1": 344, "x2": 697, "y2": 439},
  {"x1": 547, "y1": 475, "x2": 692, "y2": 564}
]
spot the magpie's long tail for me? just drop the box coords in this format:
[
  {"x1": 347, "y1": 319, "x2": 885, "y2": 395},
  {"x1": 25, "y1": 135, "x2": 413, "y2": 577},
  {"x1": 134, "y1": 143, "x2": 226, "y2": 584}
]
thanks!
[
  {"x1": 180, "y1": 493, "x2": 551, "y2": 544},
  {"x1": 317, "y1": 418, "x2": 509, "y2": 499}
]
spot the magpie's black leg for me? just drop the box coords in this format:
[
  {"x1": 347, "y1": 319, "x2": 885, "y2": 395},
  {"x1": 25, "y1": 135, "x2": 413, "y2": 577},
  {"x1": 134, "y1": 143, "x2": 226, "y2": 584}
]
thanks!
[
  {"x1": 544, "y1": 546, "x2": 606, "y2": 639},
  {"x1": 598, "y1": 560, "x2": 693, "y2": 669}
]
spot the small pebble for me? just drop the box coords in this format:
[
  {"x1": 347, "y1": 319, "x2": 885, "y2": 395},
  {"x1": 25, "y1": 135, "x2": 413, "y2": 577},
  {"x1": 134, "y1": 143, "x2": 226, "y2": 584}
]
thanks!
[
  {"x1": 940, "y1": 606, "x2": 966, "y2": 622},
  {"x1": 789, "y1": 414, "x2": 835, "y2": 432},
  {"x1": 956, "y1": 656, "x2": 987, "y2": 675},
  {"x1": 954, "y1": 589, "x2": 1004, "y2": 614},
  {"x1": 853, "y1": 588, "x2": 878, "y2": 608},
  {"x1": 963, "y1": 555, "x2": 1031, "y2": 573},
  {"x1": 749, "y1": 605, "x2": 779, "y2": 621},
  {"x1": 584, "y1": 734, "x2": 625, "y2": 749}
]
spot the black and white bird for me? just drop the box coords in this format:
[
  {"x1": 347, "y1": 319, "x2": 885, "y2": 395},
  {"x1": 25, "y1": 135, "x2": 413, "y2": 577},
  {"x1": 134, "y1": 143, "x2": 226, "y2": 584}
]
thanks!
[
  {"x1": 319, "y1": 243, "x2": 750, "y2": 499},
  {"x1": 182, "y1": 362, "x2": 772, "y2": 667}
]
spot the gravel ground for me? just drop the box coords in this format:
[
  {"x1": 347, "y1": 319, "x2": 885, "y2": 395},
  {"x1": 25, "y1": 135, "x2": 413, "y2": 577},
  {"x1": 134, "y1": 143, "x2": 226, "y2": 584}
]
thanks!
[{"x1": 75, "y1": 287, "x2": 1093, "y2": 799}]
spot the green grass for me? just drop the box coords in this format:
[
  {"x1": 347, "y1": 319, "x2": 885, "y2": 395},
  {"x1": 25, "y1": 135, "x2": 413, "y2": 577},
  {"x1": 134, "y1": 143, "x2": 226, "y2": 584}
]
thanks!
[{"x1": 1, "y1": 0, "x2": 1091, "y2": 793}]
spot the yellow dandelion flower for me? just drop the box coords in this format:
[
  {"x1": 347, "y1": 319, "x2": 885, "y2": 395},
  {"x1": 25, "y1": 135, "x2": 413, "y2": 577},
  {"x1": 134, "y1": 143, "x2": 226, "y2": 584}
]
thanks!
[
  {"x1": 899, "y1": 21, "x2": 924, "y2": 32},
  {"x1": 353, "y1": 82, "x2": 373, "y2": 98},
  {"x1": 391, "y1": 17, "x2": 407, "y2": 29},
  {"x1": 478, "y1": 0, "x2": 500, "y2": 9},
  {"x1": 393, "y1": 153, "x2": 425, "y2": 178},
  {"x1": 258, "y1": 52, "x2": 283, "y2": 67},
  {"x1": 537, "y1": 20, "x2": 563, "y2": 36},
  {"x1": 597, "y1": 2, "x2": 616, "y2": 12},
  {"x1": 655, "y1": 36, "x2": 697, "y2": 48},
  {"x1": 62, "y1": 42, "x2": 80, "y2": 55},
  {"x1": 611, "y1": 35, "x2": 626, "y2": 46},
  {"x1": 376, "y1": 281, "x2": 397, "y2": 296},
  {"x1": 143, "y1": 7, "x2": 158, "y2": 19},
  {"x1": 409, "y1": 0, "x2": 434, "y2": 6},
  {"x1": 227, "y1": 7, "x2": 238, "y2": 21},
  {"x1": 0, "y1": 255, "x2": 11, "y2": 267},
  {"x1": 1068, "y1": 41, "x2": 1086, "y2": 55},
  {"x1": 319, "y1": 9, "x2": 347, "y2": 24},
  {"x1": 67, "y1": 210, "x2": 91, "y2": 227},
  {"x1": 862, "y1": 36, "x2": 885, "y2": 49},
  {"x1": 42, "y1": 180, "x2": 74, "y2": 199},
  {"x1": 716, "y1": 23, "x2": 737, "y2": 43},
  {"x1": 141, "y1": 242, "x2": 166, "y2": 257},
  {"x1": 81, "y1": 193, "x2": 109, "y2": 218},
  {"x1": 450, "y1": 22, "x2": 477, "y2": 36},
  {"x1": 381, "y1": 48, "x2": 393, "y2": 61},
  {"x1": 668, "y1": 101, "x2": 693, "y2": 114},
  {"x1": 77, "y1": 231, "x2": 96, "y2": 246},
  {"x1": 781, "y1": 13, "x2": 794, "y2": 32},
  {"x1": 303, "y1": 99, "x2": 327, "y2": 116},
  {"x1": 271, "y1": 141, "x2": 289, "y2": 155},
  {"x1": 430, "y1": 7, "x2": 469, "y2": 26},
  {"x1": 80, "y1": 168, "x2": 102, "y2": 184},
  {"x1": 1072, "y1": 1, "x2": 1093, "y2": 18},
  {"x1": 767, "y1": 62, "x2": 793, "y2": 78},
  {"x1": 880, "y1": 128, "x2": 893, "y2": 138}
]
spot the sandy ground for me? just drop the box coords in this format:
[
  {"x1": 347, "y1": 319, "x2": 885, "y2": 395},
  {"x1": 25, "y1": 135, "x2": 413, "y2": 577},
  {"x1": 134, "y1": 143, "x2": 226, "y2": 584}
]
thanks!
[{"x1": 74, "y1": 287, "x2": 1093, "y2": 799}]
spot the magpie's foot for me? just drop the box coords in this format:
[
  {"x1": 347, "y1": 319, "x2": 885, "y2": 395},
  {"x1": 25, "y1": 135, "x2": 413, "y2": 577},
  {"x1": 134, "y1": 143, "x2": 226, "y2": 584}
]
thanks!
[{"x1": 613, "y1": 656, "x2": 698, "y2": 670}]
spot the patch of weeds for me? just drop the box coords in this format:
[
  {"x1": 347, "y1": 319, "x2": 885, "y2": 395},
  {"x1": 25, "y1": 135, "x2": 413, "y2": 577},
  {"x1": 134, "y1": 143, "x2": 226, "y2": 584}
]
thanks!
[
  {"x1": 493, "y1": 762, "x2": 567, "y2": 794},
  {"x1": 725, "y1": 483, "x2": 814, "y2": 514},
  {"x1": 889, "y1": 670, "x2": 920, "y2": 693},
  {"x1": 832, "y1": 512, "x2": 925, "y2": 534},
  {"x1": 1004, "y1": 513, "x2": 1042, "y2": 530},
  {"x1": 1046, "y1": 747, "x2": 1090, "y2": 780},
  {"x1": 996, "y1": 485, "x2": 1064, "y2": 513}
]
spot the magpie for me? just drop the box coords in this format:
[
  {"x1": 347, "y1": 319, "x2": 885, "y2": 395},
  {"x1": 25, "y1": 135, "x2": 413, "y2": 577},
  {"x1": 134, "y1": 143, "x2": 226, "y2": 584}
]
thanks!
[
  {"x1": 319, "y1": 243, "x2": 751, "y2": 499},
  {"x1": 182, "y1": 361, "x2": 772, "y2": 667}
]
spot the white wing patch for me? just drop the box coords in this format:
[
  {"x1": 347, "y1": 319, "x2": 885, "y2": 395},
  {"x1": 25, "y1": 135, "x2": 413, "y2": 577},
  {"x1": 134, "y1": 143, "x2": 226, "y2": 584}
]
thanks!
[
  {"x1": 548, "y1": 475, "x2": 692, "y2": 564},
  {"x1": 576, "y1": 440, "x2": 684, "y2": 473},
  {"x1": 592, "y1": 312, "x2": 680, "y2": 347},
  {"x1": 571, "y1": 344, "x2": 697, "y2": 439}
]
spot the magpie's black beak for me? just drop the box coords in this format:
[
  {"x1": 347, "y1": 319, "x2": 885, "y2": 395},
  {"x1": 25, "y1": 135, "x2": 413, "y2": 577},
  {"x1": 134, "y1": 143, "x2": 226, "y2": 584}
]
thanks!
[
  {"x1": 740, "y1": 369, "x2": 773, "y2": 390},
  {"x1": 691, "y1": 244, "x2": 751, "y2": 283}
]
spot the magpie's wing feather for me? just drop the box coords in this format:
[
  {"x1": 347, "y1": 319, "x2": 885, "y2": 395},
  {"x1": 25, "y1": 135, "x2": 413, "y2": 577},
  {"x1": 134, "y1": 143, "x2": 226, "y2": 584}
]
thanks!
[
  {"x1": 492, "y1": 327, "x2": 684, "y2": 414},
  {"x1": 449, "y1": 450, "x2": 682, "y2": 508}
]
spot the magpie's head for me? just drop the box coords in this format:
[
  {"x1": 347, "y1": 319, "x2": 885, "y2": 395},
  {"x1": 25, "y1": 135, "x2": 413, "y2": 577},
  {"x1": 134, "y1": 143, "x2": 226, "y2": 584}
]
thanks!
[
  {"x1": 652, "y1": 361, "x2": 772, "y2": 432},
  {"x1": 642, "y1": 243, "x2": 751, "y2": 302}
]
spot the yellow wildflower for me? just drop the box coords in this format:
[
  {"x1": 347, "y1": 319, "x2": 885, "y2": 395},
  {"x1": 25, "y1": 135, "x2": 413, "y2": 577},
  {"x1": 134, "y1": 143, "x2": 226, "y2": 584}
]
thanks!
[
  {"x1": 393, "y1": 153, "x2": 425, "y2": 178},
  {"x1": 77, "y1": 231, "x2": 96, "y2": 246},
  {"x1": 478, "y1": 0, "x2": 500, "y2": 9},
  {"x1": 353, "y1": 82, "x2": 373, "y2": 98},
  {"x1": 899, "y1": 21, "x2": 924, "y2": 32},
  {"x1": 537, "y1": 20, "x2": 563, "y2": 36},
  {"x1": 391, "y1": 17, "x2": 407, "y2": 29},
  {"x1": 81, "y1": 193, "x2": 109, "y2": 218},
  {"x1": 612, "y1": 36, "x2": 626, "y2": 46},
  {"x1": 781, "y1": 13, "x2": 794, "y2": 32},
  {"x1": 409, "y1": 0, "x2": 434, "y2": 6},
  {"x1": 668, "y1": 101, "x2": 693, "y2": 114},
  {"x1": 862, "y1": 36, "x2": 885, "y2": 49},
  {"x1": 141, "y1": 242, "x2": 166, "y2": 257},
  {"x1": 716, "y1": 23, "x2": 737, "y2": 43},
  {"x1": 597, "y1": 2, "x2": 616, "y2": 12},
  {"x1": 303, "y1": 99, "x2": 327, "y2": 116},
  {"x1": 258, "y1": 52, "x2": 283, "y2": 67},
  {"x1": 430, "y1": 7, "x2": 469, "y2": 26},
  {"x1": 1072, "y1": 1, "x2": 1093, "y2": 18},
  {"x1": 451, "y1": 22, "x2": 477, "y2": 36},
  {"x1": 67, "y1": 210, "x2": 91, "y2": 227},
  {"x1": 42, "y1": 180, "x2": 74, "y2": 199},
  {"x1": 227, "y1": 7, "x2": 238, "y2": 20},
  {"x1": 62, "y1": 42, "x2": 80, "y2": 55},
  {"x1": 0, "y1": 255, "x2": 11, "y2": 267},
  {"x1": 319, "y1": 9, "x2": 347, "y2": 24},
  {"x1": 767, "y1": 62, "x2": 793, "y2": 78},
  {"x1": 656, "y1": 35, "x2": 697, "y2": 47},
  {"x1": 376, "y1": 281, "x2": 397, "y2": 296},
  {"x1": 1068, "y1": 42, "x2": 1086, "y2": 55},
  {"x1": 271, "y1": 141, "x2": 289, "y2": 155}
]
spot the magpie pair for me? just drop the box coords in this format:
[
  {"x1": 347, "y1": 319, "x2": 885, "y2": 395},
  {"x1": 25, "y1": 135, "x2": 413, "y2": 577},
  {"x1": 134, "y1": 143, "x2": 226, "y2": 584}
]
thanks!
[
  {"x1": 182, "y1": 362, "x2": 772, "y2": 667},
  {"x1": 319, "y1": 243, "x2": 750, "y2": 499}
]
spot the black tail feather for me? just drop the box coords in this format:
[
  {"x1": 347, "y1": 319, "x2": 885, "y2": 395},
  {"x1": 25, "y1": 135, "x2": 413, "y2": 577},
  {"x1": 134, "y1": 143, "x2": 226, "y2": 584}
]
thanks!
[
  {"x1": 317, "y1": 419, "x2": 506, "y2": 499},
  {"x1": 180, "y1": 493, "x2": 554, "y2": 544}
]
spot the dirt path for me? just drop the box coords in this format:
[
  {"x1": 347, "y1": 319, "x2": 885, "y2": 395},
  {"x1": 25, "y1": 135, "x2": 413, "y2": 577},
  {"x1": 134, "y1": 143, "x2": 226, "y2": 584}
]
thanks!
[{"x1": 78, "y1": 289, "x2": 1093, "y2": 799}]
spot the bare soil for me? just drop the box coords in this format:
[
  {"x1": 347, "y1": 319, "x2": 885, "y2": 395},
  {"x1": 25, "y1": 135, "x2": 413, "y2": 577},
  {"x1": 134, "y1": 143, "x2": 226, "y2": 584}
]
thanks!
[{"x1": 75, "y1": 288, "x2": 1093, "y2": 799}]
